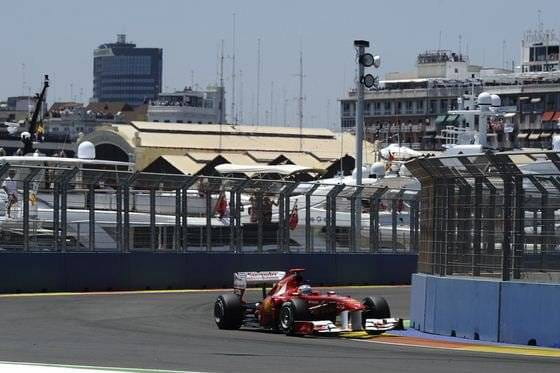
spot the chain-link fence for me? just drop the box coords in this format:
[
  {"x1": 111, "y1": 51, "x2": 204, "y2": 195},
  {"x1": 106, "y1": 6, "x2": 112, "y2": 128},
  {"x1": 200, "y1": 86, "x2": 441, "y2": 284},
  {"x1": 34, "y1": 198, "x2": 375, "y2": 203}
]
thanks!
[
  {"x1": 0, "y1": 163, "x2": 419, "y2": 254},
  {"x1": 407, "y1": 151, "x2": 560, "y2": 283}
]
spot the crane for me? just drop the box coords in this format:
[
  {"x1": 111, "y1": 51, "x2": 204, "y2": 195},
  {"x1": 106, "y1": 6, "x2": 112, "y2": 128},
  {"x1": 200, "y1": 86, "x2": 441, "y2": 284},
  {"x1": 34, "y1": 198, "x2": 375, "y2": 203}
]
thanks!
[{"x1": 21, "y1": 74, "x2": 49, "y2": 155}]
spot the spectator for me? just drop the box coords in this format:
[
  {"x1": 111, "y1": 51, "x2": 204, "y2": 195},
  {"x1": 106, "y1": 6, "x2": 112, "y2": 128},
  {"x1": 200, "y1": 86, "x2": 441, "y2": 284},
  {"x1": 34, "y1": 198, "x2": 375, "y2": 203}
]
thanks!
[{"x1": 2, "y1": 170, "x2": 18, "y2": 218}]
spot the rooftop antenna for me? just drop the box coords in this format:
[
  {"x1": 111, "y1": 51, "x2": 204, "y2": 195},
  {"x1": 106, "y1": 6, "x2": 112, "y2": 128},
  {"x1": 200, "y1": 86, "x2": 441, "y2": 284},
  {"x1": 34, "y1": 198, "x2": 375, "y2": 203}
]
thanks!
[
  {"x1": 256, "y1": 38, "x2": 261, "y2": 127},
  {"x1": 458, "y1": 34, "x2": 462, "y2": 55},
  {"x1": 502, "y1": 40, "x2": 507, "y2": 69},
  {"x1": 270, "y1": 81, "x2": 274, "y2": 124},
  {"x1": 21, "y1": 63, "x2": 26, "y2": 96},
  {"x1": 239, "y1": 69, "x2": 244, "y2": 124},
  {"x1": 219, "y1": 39, "x2": 225, "y2": 124},
  {"x1": 327, "y1": 99, "x2": 331, "y2": 130},
  {"x1": 537, "y1": 9, "x2": 543, "y2": 34},
  {"x1": 219, "y1": 40, "x2": 225, "y2": 88},
  {"x1": 297, "y1": 42, "x2": 305, "y2": 151},
  {"x1": 231, "y1": 12, "x2": 237, "y2": 125},
  {"x1": 191, "y1": 69, "x2": 195, "y2": 88},
  {"x1": 282, "y1": 86, "x2": 287, "y2": 126},
  {"x1": 438, "y1": 30, "x2": 442, "y2": 50}
]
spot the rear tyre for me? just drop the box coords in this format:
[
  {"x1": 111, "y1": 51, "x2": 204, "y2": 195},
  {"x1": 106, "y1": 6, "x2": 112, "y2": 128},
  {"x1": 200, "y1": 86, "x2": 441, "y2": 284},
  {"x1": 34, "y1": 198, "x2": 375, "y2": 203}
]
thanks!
[
  {"x1": 214, "y1": 293, "x2": 244, "y2": 330},
  {"x1": 362, "y1": 296, "x2": 391, "y2": 333},
  {"x1": 279, "y1": 298, "x2": 309, "y2": 336}
]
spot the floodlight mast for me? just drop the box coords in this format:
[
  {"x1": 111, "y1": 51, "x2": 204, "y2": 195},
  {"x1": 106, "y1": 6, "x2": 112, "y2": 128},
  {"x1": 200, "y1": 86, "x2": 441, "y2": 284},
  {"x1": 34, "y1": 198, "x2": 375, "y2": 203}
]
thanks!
[
  {"x1": 353, "y1": 40, "x2": 368, "y2": 246},
  {"x1": 353, "y1": 39, "x2": 380, "y2": 248}
]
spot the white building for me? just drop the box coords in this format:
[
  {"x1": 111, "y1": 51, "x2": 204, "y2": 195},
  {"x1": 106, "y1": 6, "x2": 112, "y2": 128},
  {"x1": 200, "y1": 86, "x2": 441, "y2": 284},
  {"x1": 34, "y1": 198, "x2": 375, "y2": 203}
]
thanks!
[
  {"x1": 147, "y1": 86, "x2": 225, "y2": 124},
  {"x1": 521, "y1": 29, "x2": 560, "y2": 72}
]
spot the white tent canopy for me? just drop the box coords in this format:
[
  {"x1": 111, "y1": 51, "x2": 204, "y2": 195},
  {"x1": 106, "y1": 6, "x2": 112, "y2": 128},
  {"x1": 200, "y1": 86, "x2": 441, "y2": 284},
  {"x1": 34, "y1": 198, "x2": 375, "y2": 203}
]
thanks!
[
  {"x1": 214, "y1": 163, "x2": 317, "y2": 176},
  {"x1": 379, "y1": 144, "x2": 422, "y2": 161}
]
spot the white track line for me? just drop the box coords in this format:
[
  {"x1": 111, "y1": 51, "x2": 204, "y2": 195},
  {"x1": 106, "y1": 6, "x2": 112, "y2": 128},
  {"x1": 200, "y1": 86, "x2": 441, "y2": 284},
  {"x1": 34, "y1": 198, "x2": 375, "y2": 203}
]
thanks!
[{"x1": 0, "y1": 361, "x2": 208, "y2": 372}]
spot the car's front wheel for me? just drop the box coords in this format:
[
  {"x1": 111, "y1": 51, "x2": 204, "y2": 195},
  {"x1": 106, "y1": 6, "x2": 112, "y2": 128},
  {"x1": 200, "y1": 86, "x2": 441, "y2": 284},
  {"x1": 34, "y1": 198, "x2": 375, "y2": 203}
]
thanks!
[
  {"x1": 279, "y1": 298, "x2": 308, "y2": 336},
  {"x1": 214, "y1": 293, "x2": 244, "y2": 330},
  {"x1": 362, "y1": 296, "x2": 391, "y2": 334}
]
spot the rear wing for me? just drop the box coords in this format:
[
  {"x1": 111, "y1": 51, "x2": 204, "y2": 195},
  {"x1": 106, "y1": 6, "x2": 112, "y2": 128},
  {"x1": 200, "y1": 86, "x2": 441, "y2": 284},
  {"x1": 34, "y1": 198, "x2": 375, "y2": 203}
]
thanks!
[{"x1": 233, "y1": 271, "x2": 286, "y2": 295}]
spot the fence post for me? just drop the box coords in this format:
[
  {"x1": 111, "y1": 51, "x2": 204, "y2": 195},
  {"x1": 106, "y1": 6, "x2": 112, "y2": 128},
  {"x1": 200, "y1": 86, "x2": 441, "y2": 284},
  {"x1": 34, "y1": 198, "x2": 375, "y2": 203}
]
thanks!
[
  {"x1": 349, "y1": 186, "x2": 363, "y2": 252},
  {"x1": 305, "y1": 183, "x2": 320, "y2": 253},
  {"x1": 369, "y1": 187, "x2": 387, "y2": 253},
  {"x1": 326, "y1": 184, "x2": 345, "y2": 253},
  {"x1": 513, "y1": 176, "x2": 525, "y2": 280},
  {"x1": 228, "y1": 179, "x2": 249, "y2": 253},
  {"x1": 23, "y1": 168, "x2": 41, "y2": 252},
  {"x1": 178, "y1": 176, "x2": 197, "y2": 252},
  {"x1": 256, "y1": 190, "x2": 264, "y2": 253},
  {"x1": 472, "y1": 178, "x2": 483, "y2": 276},
  {"x1": 502, "y1": 177, "x2": 513, "y2": 281},
  {"x1": 58, "y1": 167, "x2": 79, "y2": 253},
  {"x1": 205, "y1": 183, "x2": 213, "y2": 252},
  {"x1": 280, "y1": 182, "x2": 299, "y2": 253},
  {"x1": 122, "y1": 172, "x2": 139, "y2": 252},
  {"x1": 150, "y1": 188, "x2": 157, "y2": 251}
]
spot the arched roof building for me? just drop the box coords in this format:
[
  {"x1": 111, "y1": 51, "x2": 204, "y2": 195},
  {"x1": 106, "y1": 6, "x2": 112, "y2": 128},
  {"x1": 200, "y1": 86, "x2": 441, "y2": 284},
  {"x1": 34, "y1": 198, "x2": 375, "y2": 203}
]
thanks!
[{"x1": 80, "y1": 121, "x2": 376, "y2": 177}]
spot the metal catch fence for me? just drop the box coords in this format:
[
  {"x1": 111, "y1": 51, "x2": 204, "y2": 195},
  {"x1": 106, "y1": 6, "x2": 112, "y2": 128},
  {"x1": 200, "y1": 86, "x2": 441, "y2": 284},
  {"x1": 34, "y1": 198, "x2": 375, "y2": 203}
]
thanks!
[
  {"x1": 407, "y1": 151, "x2": 560, "y2": 283},
  {"x1": 0, "y1": 163, "x2": 419, "y2": 254}
]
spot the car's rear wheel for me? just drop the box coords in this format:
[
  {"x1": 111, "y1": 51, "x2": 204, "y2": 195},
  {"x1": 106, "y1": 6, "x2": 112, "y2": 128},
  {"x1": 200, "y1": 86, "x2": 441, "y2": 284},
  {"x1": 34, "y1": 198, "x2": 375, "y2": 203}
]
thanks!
[
  {"x1": 214, "y1": 293, "x2": 244, "y2": 330},
  {"x1": 279, "y1": 298, "x2": 308, "y2": 336},
  {"x1": 362, "y1": 296, "x2": 391, "y2": 333}
]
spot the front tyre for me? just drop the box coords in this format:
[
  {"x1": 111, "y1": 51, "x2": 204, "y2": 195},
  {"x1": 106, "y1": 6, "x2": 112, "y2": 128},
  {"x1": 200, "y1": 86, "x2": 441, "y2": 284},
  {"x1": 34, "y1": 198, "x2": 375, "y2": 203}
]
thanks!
[
  {"x1": 214, "y1": 294, "x2": 244, "y2": 330},
  {"x1": 278, "y1": 298, "x2": 308, "y2": 336},
  {"x1": 362, "y1": 296, "x2": 391, "y2": 334}
]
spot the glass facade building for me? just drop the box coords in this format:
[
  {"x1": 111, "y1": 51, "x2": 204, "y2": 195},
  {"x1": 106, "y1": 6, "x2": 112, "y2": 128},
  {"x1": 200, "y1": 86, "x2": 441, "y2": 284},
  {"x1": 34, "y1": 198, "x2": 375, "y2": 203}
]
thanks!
[{"x1": 93, "y1": 34, "x2": 162, "y2": 106}]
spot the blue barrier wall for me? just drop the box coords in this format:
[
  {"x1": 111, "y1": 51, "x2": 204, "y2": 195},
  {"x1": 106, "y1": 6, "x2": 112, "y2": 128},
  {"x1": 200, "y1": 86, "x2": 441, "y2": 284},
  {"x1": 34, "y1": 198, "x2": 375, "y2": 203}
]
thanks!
[
  {"x1": 0, "y1": 252, "x2": 417, "y2": 294},
  {"x1": 411, "y1": 274, "x2": 560, "y2": 347},
  {"x1": 500, "y1": 282, "x2": 560, "y2": 347}
]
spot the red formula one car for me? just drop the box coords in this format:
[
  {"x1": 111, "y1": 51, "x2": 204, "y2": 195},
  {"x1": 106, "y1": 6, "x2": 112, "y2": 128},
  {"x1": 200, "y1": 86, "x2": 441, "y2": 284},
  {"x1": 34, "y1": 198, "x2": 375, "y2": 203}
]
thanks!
[{"x1": 214, "y1": 269, "x2": 402, "y2": 336}]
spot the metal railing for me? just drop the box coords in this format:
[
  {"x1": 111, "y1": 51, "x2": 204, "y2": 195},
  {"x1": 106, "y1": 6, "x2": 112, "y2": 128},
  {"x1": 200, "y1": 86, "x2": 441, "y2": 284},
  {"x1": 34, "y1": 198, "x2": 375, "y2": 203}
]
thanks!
[
  {"x1": 0, "y1": 164, "x2": 419, "y2": 254},
  {"x1": 407, "y1": 151, "x2": 560, "y2": 283}
]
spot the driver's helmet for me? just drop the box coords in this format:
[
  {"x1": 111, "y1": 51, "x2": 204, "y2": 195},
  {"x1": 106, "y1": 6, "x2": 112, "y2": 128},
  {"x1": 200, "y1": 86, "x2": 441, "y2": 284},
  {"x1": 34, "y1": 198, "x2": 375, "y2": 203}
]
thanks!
[{"x1": 298, "y1": 284, "x2": 312, "y2": 295}]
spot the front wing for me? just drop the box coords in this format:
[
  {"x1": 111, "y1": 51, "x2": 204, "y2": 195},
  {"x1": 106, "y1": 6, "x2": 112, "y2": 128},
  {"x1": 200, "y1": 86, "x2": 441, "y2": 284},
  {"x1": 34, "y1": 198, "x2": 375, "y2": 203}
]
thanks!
[{"x1": 293, "y1": 318, "x2": 403, "y2": 336}]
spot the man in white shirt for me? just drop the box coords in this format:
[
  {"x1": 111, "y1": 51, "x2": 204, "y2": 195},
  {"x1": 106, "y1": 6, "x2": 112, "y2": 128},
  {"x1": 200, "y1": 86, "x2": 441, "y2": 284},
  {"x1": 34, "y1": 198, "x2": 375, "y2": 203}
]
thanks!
[{"x1": 2, "y1": 170, "x2": 18, "y2": 218}]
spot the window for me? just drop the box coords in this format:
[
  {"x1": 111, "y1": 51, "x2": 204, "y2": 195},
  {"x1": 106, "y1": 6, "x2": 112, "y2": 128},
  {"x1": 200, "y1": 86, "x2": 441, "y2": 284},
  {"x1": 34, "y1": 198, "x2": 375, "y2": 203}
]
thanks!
[
  {"x1": 406, "y1": 101, "x2": 413, "y2": 114},
  {"x1": 429, "y1": 100, "x2": 437, "y2": 114},
  {"x1": 396, "y1": 101, "x2": 402, "y2": 114},
  {"x1": 384, "y1": 102, "x2": 392, "y2": 115},
  {"x1": 374, "y1": 102, "x2": 381, "y2": 115},
  {"x1": 440, "y1": 99, "x2": 448, "y2": 113},
  {"x1": 416, "y1": 100, "x2": 424, "y2": 114},
  {"x1": 342, "y1": 118, "x2": 355, "y2": 128}
]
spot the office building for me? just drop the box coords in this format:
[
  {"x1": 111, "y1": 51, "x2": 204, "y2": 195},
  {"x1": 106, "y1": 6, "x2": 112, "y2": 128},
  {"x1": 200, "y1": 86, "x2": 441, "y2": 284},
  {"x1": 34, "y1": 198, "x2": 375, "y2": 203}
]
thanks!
[{"x1": 93, "y1": 34, "x2": 162, "y2": 106}]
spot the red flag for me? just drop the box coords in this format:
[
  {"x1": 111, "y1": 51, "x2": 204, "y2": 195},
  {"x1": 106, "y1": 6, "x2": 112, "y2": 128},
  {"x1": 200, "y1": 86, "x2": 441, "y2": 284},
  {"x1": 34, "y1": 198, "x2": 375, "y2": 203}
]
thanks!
[
  {"x1": 216, "y1": 193, "x2": 227, "y2": 218},
  {"x1": 288, "y1": 204, "x2": 299, "y2": 230}
]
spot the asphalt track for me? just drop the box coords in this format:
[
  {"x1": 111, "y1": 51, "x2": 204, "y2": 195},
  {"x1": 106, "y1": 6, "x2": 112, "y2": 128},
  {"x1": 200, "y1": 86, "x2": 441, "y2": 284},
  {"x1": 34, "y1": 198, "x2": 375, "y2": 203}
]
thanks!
[{"x1": 0, "y1": 287, "x2": 558, "y2": 373}]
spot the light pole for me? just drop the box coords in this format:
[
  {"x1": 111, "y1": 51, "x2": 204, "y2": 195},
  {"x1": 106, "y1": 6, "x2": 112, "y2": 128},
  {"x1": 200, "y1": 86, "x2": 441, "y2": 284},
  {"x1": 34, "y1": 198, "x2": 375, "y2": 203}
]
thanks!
[{"x1": 353, "y1": 40, "x2": 380, "y2": 246}]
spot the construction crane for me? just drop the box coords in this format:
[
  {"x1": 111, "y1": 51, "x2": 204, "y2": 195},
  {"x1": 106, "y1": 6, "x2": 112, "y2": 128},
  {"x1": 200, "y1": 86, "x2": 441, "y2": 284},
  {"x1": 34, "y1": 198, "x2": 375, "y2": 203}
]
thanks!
[{"x1": 21, "y1": 74, "x2": 49, "y2": 155}]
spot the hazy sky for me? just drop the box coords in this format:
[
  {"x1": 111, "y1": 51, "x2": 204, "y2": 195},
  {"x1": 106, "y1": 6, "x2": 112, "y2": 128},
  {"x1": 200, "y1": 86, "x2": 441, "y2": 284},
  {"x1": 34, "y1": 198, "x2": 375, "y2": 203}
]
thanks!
[{"x1": 1, "y1": 0, "x2": 559, "y2": 129}]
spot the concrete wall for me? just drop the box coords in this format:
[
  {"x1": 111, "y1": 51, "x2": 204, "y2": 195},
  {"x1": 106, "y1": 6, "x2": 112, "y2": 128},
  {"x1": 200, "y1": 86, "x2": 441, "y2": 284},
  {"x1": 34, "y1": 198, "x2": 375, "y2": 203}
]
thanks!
[
  {"x1": 411, "y1": 273, "x2": 560, "y2": 347},
  {"x1": 0, "y1": 252, "x2": 417, "y2": 294}
]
